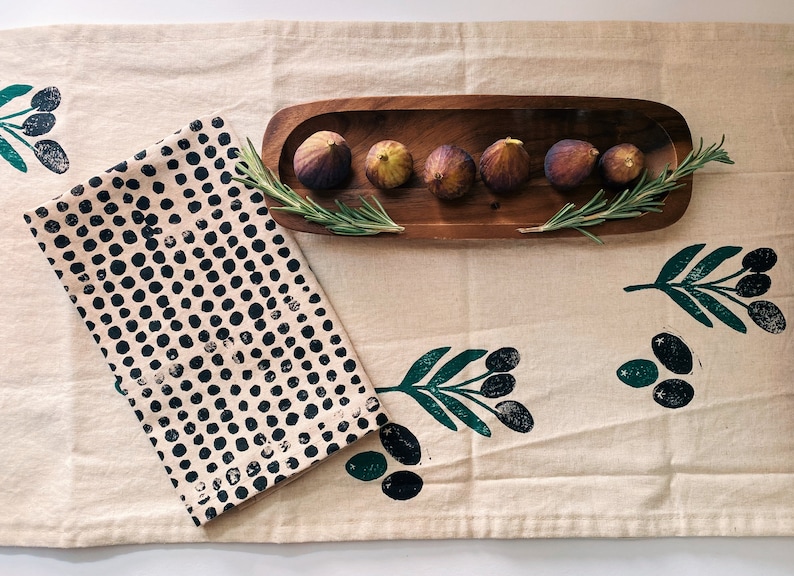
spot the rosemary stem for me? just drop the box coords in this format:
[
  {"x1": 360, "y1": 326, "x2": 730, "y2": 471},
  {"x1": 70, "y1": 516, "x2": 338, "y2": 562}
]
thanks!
[
  {"x1": 517, "y1": 136, "x2": 733, "y2": 243},
  {"x1": 232, "y1": 138, "x2": 404, "y2": 236}
]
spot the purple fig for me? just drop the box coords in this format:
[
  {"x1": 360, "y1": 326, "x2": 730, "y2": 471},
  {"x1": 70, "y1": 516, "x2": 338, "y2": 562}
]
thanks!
[
  {"x1": 293, "y1": 130, "x2": 351, "y2": 189},
  {"x1": 423, "y1": 144, "x2": 476, "y2": 200},
  {"x1": 479, "y1": 137, "x2": 531, "y2": 193},
  {"x1": 543, "y1": 139, "x2": 599, "y2": 191},
  {"x1": 599, "y1": 143, "x2": 645, "y2": 187}
]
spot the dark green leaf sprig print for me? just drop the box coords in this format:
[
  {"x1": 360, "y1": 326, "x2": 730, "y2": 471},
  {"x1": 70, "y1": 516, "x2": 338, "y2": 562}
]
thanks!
[
  {"x1": 617, "y1": 332, "x2": 697, "y2": 409},
  {"x1": 0, "y1": 84, "x2": 69, "y2": 173},
  {"x1": 374, "y1": 347, "x2": 534, "y2": 437},
  {"x1": 345, "y1": 423, "x2": 424, "y2": 501},
  {"x1": 625, "y1": 245, "x2": 786, "y2": 334}
]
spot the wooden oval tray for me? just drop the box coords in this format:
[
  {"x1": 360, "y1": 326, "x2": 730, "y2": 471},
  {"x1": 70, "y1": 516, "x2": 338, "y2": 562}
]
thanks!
[{"x1": 260, "y1": 95, "x2": 693, "y2": 239}]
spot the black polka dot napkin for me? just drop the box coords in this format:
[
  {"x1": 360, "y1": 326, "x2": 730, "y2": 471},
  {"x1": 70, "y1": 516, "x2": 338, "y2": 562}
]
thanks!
[{"x1": 23, "y1": 116, "x2": 389, "y2": 526}]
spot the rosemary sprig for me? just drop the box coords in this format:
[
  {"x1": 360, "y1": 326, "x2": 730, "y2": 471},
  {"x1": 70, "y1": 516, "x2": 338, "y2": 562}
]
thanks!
[
  {"x1": 233, "y1": 138, "x2": 404, "y2": 236},
  {"x1": 517, "y1": 136, "x2": 734, "y2": 244}
]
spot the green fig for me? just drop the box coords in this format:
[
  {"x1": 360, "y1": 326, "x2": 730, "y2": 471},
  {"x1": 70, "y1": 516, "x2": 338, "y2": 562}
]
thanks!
[
  {"x1": 543, "y1": 139, "x2": 599, "y2": 191},
  {"x1": 293, "y1": 130, "x2": 351, "y2": 189},
  {"x1": 423, "y1": 144, "x2": 476, "y2": 200},
  {"x1": 599, "y1": 143, "x2": 645, "y2": 187},
  {"x1": 364, "y1": 139, "x2": 413, "y2": 189},
  {"x1": 479, "y1": 137, "x2": 531, "y2": 193}
]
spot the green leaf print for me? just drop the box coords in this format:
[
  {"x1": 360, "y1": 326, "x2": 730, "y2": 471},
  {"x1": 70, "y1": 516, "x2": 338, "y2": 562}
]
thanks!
[
  {"x1": 626, "y1": 244, "x2": 786, "y2": 334},
  {"x1": 376, "y1": 346, "x2": 533, "y2": 435}
]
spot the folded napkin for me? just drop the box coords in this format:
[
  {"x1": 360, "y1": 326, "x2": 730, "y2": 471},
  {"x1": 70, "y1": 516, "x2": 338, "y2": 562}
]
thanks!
[{"x1": 23, "y1": 115, "x2": 389, "y2": 526}]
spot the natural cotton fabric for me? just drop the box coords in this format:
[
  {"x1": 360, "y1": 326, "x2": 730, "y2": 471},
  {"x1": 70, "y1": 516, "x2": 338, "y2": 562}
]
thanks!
[{"x1": 0, "y1": 20, "x2": 791, "y2": 546}]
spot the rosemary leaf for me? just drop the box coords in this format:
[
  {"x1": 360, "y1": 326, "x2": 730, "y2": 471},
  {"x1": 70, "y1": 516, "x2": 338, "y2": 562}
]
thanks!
[
  {"x1": 233, "y1": 138, "x2": 404, "y2": 236},
  {"x1": 518, "y1": 136, "x2": 734, "y2": 243}
]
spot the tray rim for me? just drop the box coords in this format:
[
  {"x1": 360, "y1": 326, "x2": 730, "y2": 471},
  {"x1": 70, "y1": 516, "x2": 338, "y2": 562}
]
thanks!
[{"x1": 260, "y1": 94, "x2": 694, "y2": 240}]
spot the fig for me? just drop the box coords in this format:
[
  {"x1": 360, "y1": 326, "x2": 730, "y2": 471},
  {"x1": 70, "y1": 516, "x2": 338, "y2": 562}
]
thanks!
[
  {"x1": 599, "y1": 143, "x2": 645, "y2": 187},
  {"x1": 364, "y1": 139, "x2": 413, "y2": 189},
  {"x1": 479, "y1": 137, "x2": 531, "y2": 193},
  {"x1": 293, "y1": 130, "x2": 351, "y2": 189},
  {"x1": 543, "y1": 139, "x2": 599, "y2": 191},
  {"x1": 423, "y1": 144, "x2": 476, "y2": 200}
]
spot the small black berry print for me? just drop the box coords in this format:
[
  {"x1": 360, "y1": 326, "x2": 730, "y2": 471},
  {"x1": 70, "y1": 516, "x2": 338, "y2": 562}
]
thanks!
[
  {"x1": 625, "y1": 244, "x2": 786, "y2": 334},
  {"x1": 0, "y1": 84, "x2": 69, "y2": 173},
  {"x1": 617, "y1": 331, "x2": 697, "y2": 409},
  {"x1": 24, "y1": 115, "x2": 389, "y2": 526}
]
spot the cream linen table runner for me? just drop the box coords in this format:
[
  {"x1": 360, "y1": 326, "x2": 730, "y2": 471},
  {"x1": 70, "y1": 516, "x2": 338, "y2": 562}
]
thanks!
[{"x1": 0, "y1": 20, "x2": 792, "y2": 546}]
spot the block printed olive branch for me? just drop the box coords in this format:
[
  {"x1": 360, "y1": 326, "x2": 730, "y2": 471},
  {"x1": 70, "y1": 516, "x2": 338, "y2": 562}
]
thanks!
[
  {"x1": 374, "y1": 346, "x2": 534, "y2": 436},
  {"x1": 0, "y1": 84, "x2": 69, "y2": 173},
  {"x1": 624, "y1": 244, "x2": 786, "y2": 334}
]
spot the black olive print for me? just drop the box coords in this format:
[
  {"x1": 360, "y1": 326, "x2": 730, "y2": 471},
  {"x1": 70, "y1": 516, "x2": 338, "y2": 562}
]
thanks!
[
  {"x1": 381, "y1": 470, "x2": 424, "y2": 501},
  {"x1": 652, "y1": 379, "x2": 695, "y2": 409},
  {"x1": 651, "y1": 332, "x2": 693, "y2": 374},
  {"x1": 24, "y1": 116, "x2": 389, "y2": 526},
  {"x1": 618, "y1": 330, "x2": 698, "y2": 410},
  {"x1": 379, "y1": 423, "x2": 421, "y2": 465}
]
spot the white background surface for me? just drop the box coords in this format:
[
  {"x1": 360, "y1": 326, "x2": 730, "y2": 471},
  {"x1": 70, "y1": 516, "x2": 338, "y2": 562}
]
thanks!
[{"x1": 3, "y1": 1, "x2": 794, "y2": 575}]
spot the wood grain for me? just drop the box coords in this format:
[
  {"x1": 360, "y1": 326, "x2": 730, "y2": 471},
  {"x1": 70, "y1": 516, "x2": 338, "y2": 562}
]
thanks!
[{"x1": 260, "y1": 95, "x2": 693, "y2": 239}]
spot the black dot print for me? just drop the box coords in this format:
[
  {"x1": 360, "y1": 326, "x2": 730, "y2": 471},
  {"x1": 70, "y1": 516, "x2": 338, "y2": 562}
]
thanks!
[{"x1": 24, "y1": 115, "x2": 389, "y2": 526}]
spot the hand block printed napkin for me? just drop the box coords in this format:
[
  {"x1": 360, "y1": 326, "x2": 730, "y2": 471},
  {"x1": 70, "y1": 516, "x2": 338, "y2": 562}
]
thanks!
[{"x1": 22, "y1": 115, "x2": 389, "y2": 526}]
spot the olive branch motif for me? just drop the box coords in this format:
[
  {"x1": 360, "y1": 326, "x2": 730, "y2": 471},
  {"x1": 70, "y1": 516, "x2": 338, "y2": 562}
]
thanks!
[
  {"x1": 374, "y1": 346, "x2": 533, "y2": 436},
  {"x1": 624, "y1": 244, "x2": 786, "y2": 334},
  {"x1": 0, "y1": 84, "x2": 69, "y2": 173}
]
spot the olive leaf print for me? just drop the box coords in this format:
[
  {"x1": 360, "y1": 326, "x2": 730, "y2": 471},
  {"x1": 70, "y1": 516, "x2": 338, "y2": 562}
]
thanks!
[
  {"x1": 0, "y1": 84, "x2": 69, "y2": 173},
  {"x1": 374, "y1": 346, "x2": 534, "y2": 436},
  {"x1": 624, "y1": 245, "x2": 786, "y2": 334}
]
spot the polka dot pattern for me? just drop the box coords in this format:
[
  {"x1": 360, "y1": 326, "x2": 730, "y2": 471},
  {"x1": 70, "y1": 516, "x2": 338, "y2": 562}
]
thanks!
[{"x1": 24, "y1": 116, "x2": 390, "y2": 526}]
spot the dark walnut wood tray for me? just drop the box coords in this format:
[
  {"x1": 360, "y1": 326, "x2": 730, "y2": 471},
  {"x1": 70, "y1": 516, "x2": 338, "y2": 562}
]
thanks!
[{"x1": 260, "y1": 95, "x2": 693, "y2": 239}]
